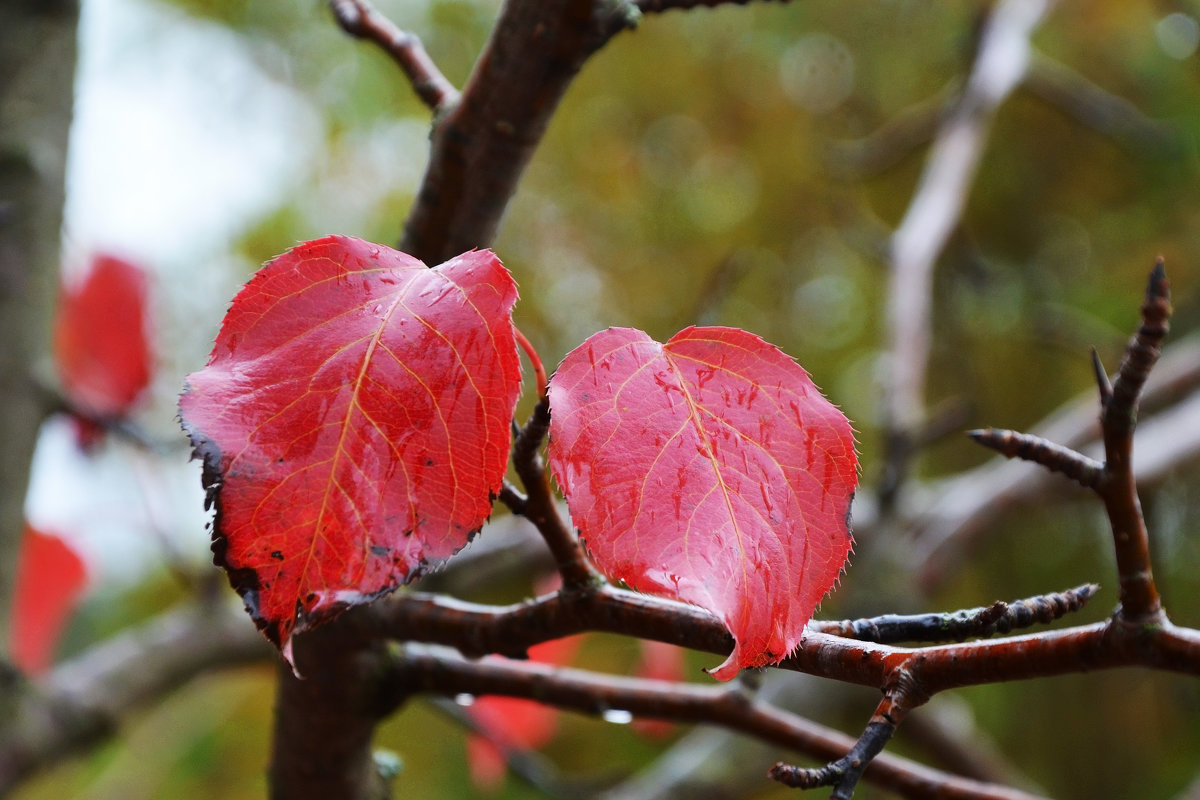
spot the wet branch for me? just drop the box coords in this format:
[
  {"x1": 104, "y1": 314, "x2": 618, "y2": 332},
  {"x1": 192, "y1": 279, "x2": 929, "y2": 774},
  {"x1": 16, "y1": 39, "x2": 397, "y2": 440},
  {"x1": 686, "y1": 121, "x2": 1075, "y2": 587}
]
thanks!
[
  {"x1": 393, "y1": 642, "x2": 1046, "y2": 800},
  {"x1": 0, "y1": 602, "x2": 269, "y2": 795}
]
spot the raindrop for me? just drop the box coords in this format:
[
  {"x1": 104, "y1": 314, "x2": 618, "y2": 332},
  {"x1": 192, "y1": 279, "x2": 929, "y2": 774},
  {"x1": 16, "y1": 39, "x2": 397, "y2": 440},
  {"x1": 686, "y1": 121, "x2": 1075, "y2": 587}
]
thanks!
[
  {"x1": 779, "y1": 33, "x2": 855, "y2": 114},
  {"x1": 1157, "y1": 13, "x2": 1199, "y2": 59},
  {"x1": 602, "y1": 709, "x2": 634, "y2": 724}
]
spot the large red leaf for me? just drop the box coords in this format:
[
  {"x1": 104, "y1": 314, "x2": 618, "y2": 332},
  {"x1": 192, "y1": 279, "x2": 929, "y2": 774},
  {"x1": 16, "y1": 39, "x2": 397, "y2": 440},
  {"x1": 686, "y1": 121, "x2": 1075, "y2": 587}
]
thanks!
[
  {"x1": 548, "y1": 326, "x2": 857, "y2": 680},
  {"x1": 53, "y1": 253, "x2": 152, "y2": 420},
  {"x1": 179, "y1": 236, "x2": 521, "y2": 660},
  {"x1": 10, "y1": 525, "x2": 88, "y2": 674}
]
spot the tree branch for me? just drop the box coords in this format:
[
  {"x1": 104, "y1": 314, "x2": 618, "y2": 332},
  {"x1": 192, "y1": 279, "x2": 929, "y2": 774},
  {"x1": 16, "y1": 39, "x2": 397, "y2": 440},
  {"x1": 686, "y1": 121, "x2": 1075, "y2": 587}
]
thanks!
[
  {"x1": 1098, "y1": 260, "x2": 1170, "y2": 621},
  {"x1": 0, "y1": 601, "x2": 269, "y2": 794},
  {"x1": 328, "y1": 0, "x2": 459, "y2": 112},
  {"x1": 350, "y1": 583, "x2": 1200, "y2": 689},
  {"x1": 511, "y1": 398, "x2": 603, "y2": 589},
  {"x1": 394, "y1": 642, "x2": 1047, "y2": 800},
  {"x1": 908, "y1": 330, "x2": 1200, "y2": 589},
  {"x1": 400, "y1": 0, "x2": 633, "y2": 263},
  {"x1": 966, "y1": 429, "x2": 1104, "y2": 490}
]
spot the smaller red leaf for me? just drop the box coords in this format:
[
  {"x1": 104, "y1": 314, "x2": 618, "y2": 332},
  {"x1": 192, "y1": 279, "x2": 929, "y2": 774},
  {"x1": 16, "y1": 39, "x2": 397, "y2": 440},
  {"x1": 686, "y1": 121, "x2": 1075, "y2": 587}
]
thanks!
[
  {"x1": 10, "y1": 525, "x2": 88, "y2": 674},
  {"x1": 54, "y1": 253, "x2": 153, "y2": 421},
  {"x1": 548, "y1": 326, "x2": 857, "y2": 680}
]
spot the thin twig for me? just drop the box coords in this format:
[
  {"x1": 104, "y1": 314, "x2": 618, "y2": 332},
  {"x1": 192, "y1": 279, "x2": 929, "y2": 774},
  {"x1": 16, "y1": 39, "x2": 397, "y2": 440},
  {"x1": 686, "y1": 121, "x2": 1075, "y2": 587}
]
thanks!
[
  {"x1": 511, "y1": 399, "x2": 601, "y2": 589},
  {"x1": 812, "y1": 584, "x2": 1098, "y2": 644},
  {"x1": 1099, "y1": 260, "x2": 1170, "y2": 621},
  {"x1": 329, "y1": 0, "x2": 459, "y2": 112},
  {"x1": 967, "y1": 428, "x2": 1104, "y2": 490},
  {"x1": 910, "y1": 332, "x2": 1200, "y2": 589},
  {"x1": 770, "y1": 682, "x2": 918, "y2": 798}
]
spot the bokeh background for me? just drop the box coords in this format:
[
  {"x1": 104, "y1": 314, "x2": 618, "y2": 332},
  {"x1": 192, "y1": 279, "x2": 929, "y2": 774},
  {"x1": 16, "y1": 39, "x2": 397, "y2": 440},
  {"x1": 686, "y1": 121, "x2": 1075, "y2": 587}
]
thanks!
[{"x1": 14, "y1": 0, "x2": 1200, "y2": 798}]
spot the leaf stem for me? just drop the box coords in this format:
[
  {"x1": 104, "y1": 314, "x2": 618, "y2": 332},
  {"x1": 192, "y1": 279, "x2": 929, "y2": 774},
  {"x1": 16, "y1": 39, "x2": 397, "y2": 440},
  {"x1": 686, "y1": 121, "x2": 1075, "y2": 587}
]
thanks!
[
  {"x1": 513, "y1": 325, "x2": 547, "y2": 400},
  {"x1": 511, "y1": 399, "x2": 601, "y2": 589}
]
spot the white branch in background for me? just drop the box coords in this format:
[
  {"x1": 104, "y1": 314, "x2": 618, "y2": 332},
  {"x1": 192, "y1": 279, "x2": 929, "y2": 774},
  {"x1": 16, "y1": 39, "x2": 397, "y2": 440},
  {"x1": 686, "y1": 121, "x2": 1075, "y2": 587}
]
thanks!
[{"x1": 886, "y1": 0, "x2": 1056, "y2": 431}]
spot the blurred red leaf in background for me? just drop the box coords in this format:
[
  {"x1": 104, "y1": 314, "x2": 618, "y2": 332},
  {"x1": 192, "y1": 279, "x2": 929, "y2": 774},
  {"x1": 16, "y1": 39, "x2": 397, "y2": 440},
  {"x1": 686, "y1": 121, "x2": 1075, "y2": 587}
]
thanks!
[
  {"x1": 10, "y1": 525, "x2": 88, "y2": 674},
  {"x1": 53, "y1": 253, "x2": 152, "y2": 424}
]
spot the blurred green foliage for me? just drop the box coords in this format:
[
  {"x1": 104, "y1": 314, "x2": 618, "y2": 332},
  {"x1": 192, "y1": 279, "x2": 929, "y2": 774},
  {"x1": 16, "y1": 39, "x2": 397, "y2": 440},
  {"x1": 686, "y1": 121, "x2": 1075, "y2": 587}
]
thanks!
[{"x1": 23, "y1": 0, "x2": 1200, "y2": 798}]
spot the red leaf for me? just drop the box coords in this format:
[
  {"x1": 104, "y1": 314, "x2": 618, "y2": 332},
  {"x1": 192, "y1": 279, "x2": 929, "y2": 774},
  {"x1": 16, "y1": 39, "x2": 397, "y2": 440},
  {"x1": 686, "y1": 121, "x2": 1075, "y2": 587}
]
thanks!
[
  {"x1": 53, "y1": 253, "x2": 152, "y2": 420},
  {"x1": 10, "y1": 525, "x2": 88, "y2": 674},
  {"x1": 466, "y1": 636, "x2": 584, "y2": 791},
  {"x1": 548, "y1": 326, "x2": 856, "y2": 680},
  {"x1": 179, "y1": 236, "x2": 522, "y2": 660}
]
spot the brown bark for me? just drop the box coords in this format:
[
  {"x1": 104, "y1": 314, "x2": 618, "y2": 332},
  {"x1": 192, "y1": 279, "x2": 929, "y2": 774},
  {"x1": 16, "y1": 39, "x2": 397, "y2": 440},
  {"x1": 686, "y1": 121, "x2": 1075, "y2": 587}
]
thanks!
[{"x1": 0, "y1": 0, "x2": 78, "y2": 653}]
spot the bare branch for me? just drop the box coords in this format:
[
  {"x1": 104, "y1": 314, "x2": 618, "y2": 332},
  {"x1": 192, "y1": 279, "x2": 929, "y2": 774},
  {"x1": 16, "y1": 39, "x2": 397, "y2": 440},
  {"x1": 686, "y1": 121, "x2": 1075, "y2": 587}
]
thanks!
[
  {"x1": 350, "y1": 581, "x2": 1200, "y2": 689},
  {"x1": 1098, "y1": 260, "x2": 1170, "y2": 621},
  {"x1": 967, "y1": 428, "x2": 1104, "y2": 490},
  {"x1": 771, "y1": 682, "x2": 919, "y2": 799},
  {"x1": 1024, "y1": 54, "x2": 1182, "y2": 158},
  {"x1": 908, "y1": 331, "x2": 1200, "y2": 589},
  {"x1": 813, "y1": 584, "x2": 1098, "y2": 644},
  {"x1": 396, "y1": 642, "x2": 1046, "y2": 800},
  {"x1": 401, "y1": 0, "x2": 626, "y2": 262},
  {"x1": 328, "y1": 0, "x2": 459, "y2": 112},
  {"x1": 635, "y1": 0, "x2": 792, "y2": 12}
]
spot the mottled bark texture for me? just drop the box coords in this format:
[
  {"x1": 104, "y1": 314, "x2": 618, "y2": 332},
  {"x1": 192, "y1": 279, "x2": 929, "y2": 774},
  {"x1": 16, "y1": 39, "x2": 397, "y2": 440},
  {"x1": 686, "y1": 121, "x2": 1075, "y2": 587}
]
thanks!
[{"x1": 0, "y1": 0, "x2": 78, "y2": 653}]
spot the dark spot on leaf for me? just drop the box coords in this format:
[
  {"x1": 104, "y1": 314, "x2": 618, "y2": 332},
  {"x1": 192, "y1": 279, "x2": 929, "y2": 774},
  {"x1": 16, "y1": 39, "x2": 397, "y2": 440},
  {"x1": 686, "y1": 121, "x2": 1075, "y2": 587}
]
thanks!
[
  {"x1": 271, "y1": 550, "x2": 284, "y2": 561},
  {"x1": 370, "y1": 545, "x2": 389, "y2": 556},
  {"x1": 425, "y1": 458, "x2": 434, "y2": 466}
]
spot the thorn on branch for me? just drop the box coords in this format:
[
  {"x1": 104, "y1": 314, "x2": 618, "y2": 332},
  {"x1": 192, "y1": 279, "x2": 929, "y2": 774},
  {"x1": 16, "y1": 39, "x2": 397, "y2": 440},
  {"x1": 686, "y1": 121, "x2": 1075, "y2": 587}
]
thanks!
[
  {"x1": 967, "y1": 428, "x2": 1104, "y2": 490},
  {"x1": 328, "y1": 0, "x2": 459, "y2": 113}
]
